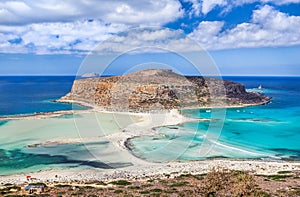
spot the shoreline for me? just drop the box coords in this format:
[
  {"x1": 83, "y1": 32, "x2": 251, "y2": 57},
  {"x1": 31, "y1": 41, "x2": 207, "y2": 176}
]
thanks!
[
  {"x1": 57, "y1": 98, "x2": 271, "y2": 111},
  {"x1": 0, "y1": 110, "x2": 92, "y2": 121},
  {"x1": 0, "y1": 98, "x2": 270, "y2": 121},
  {"x1": 1, "y1": 159, "x2": 299, "y2": 185}
]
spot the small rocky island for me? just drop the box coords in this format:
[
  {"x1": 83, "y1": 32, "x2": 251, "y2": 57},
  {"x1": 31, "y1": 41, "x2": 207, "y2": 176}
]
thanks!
[{"x1": 59, "y1": 69, "x2": 270, "y2": 111}]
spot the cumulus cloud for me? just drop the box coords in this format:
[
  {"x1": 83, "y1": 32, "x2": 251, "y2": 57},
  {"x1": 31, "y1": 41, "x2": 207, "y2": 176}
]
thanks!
[
  {"x1": 189, "y1": 21, "x2": 224, "y2": 44},
  {"x1": 1, "y1": 4, "x2": 299, "y2": 54},
  {"x1": 0, "y1": 0, "x2": 184, "y2": 54},
  {"x1": 262, "y1": 0, "x2": 300, "y2": 5},
  {"x1": 0, "y1": 20, "x2": 127, "y2": 54},
  {"x1": 182, "y1": 0, "x2": 201, "y2": 17},
  {"x1": 183, "y1": 0, "x2": 227, "y2": 16},
  {"x1": 0, "y1": 1, "x2": 299, "y2": 54},
  {"x1": 92, "y1": 28, "x2": 203, "y2": 55},
  {"x1": 189, "y1": 5, "x2": 300, "y2": 50},
  {"x1": 0, "y1": 0, "x2": 183, "y2": 25},
  {"x1": 186, "y1": 0, "x2": 300, "y2": 16},
  {"x1": 0, "y1": 24, "x2": 202, "y2": 55},
  {"x1": 201, "y1": 0, "x2": 227, "y2": 15}
]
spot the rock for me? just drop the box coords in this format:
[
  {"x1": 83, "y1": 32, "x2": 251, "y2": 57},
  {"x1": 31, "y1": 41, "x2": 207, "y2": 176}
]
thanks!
[{"x1": 59, "y1": 69, "x2": 270, "y2": 111}]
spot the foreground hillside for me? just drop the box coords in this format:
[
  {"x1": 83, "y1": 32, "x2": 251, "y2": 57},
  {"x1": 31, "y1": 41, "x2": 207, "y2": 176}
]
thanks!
[{"x1": 2, "y1": 169, "x2": 299, "y2": 196}]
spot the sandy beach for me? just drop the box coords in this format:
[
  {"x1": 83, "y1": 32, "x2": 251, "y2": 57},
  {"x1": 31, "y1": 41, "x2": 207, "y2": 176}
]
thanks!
[{"x1": 1, "y1": 159, "x2": 299, "y2": 184}]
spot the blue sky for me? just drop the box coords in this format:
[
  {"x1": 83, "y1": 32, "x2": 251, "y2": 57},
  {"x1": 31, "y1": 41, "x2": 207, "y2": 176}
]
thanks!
[{"x1": 0, "y1": 0, "x2": 300, "y2": 76}]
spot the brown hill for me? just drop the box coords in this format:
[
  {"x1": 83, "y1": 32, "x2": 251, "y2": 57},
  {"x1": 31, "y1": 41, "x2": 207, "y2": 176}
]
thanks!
[{"x1": 59, "y1": 69, "x2": 270, "y2": 111}]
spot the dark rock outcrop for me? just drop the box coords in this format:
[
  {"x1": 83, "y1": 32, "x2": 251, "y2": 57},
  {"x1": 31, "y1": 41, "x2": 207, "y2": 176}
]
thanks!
[{"x1": 59, "y1": 69, "x2": 270, "y2": 111}]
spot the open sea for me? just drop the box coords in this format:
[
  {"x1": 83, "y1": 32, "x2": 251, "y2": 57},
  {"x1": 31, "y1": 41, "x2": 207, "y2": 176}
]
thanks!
[
  {"x1": 0, "y1": 76, "x2": 85, "y2": 116},
  {"x1": 0, "y1": 76, "x2": 299, "y2": 175}
]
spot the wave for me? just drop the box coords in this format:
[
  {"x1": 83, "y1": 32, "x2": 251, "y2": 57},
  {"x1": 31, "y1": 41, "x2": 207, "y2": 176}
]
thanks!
[
  {"x1": 208, "y1": 140, "x2": 269, "y2": 157},
  {"x1": 246, "y1": 88, "x2": 264, "y2": 93},
  {"x1": 246, "y1": 87, "x2": 284, "y2": 94},
  {"x1": 226, "y1": 118, "x2": 282, "y2": 123}
]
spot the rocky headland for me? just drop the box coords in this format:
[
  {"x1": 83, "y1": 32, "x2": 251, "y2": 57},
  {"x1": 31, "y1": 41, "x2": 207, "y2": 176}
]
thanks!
[{"x1": 58, "y1": 69, "x2": 270, "y2": 111}]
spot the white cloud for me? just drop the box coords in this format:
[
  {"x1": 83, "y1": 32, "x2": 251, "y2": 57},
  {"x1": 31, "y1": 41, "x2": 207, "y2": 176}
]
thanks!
[
  {"x1": 189, "y1": 21, "x2": 224, "y2": 44},
  {"x1": 182, "y1": 0, "x2": 201, "y2": 17},
  {"x1": 92, "y1": 28, "x2": 202, "y2": 55},
  {"x1": 252, "y1": 4, "x2": 300, "y2": 31},
  {"x1": 0, "y1": 1, "x2": 299, "y2": 54},
  {"x1": 1, "y1": 4, "x2": 299, "y2": 54},
  {"x1": 183, "y1": 0, "x2": 227, "y2": 16},
  {"x1": 0, "y1": 24, "x2": 202, "y2": 55},
  {"x1": 226, "y1": 0, "x2": 300, "y2": 12},
  {"x1": 202, "y1": 0, "x2": 227, "y2": 15},
  {"x1": 186, "y1": 0, "x2": 300, "y2": 16},
  {"x1": 262, "y1": 0, "x2": 300, "y2": 5},
  {"x1": 190, "y1": 5, "x2": 300, "y2": 50},
  {"x1": 0, "y1": 0, "x2": 184, "y2": 54},
  {"x1": 0, "y1": 0, "x2": 183, "y2": 26},
  {"x1": 0, "y1": 20, "x2": 128, "y2": 54}
]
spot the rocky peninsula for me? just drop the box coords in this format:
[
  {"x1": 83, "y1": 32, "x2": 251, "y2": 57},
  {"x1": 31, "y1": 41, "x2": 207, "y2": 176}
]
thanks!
[{"x1": 58, "y1": 69, "x2": 270, "y2": 111}]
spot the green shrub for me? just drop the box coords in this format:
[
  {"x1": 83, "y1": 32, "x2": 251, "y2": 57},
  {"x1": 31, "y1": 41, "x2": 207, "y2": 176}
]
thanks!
[
  {"x1": 261, "y1": 174, "x2": 292, "y2": 181},
  {"x1": 140, "y1": 190, "x2": 150, "y2": 194},
  {"x1": 109, "y1": 180, "x2": 131, "y2": 186},
  {"x1": 150, "y1": 188, "x2": 162, "y2": 193},
  {"x1": 170, "y1": 181, "x2": 188, "y2": 187},
  {"x1": 277, "y1": 171, "x2": 292, "y2": 174},
  {"x1": 114, "y1": 189, "x2": 123, "y2": 194}
]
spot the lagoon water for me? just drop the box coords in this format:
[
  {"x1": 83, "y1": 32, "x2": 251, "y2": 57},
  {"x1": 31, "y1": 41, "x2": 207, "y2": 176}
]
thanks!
[{"x1": 0, "y1": 76, "x2": 299, "y2": 175}]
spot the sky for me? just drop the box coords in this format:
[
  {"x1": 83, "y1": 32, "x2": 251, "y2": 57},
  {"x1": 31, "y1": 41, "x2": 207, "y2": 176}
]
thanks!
[{"x1": 0, "y1": 0, "x2": 300, "y2": 76}]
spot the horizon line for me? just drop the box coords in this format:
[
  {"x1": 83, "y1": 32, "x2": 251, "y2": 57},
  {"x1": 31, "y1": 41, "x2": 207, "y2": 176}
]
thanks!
[{"x1": 0, "y1": 74, "x2": 299, "y2": 77}]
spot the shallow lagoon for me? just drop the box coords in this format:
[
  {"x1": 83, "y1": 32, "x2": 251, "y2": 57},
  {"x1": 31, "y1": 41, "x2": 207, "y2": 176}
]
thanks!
[{"x1": 0, "y1": 112, "x2": 138, "y2": 175}]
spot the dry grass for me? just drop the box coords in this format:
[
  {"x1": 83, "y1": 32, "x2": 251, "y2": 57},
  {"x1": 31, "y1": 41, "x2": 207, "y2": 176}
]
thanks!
[{"x1": 203, "y1": 168, "x2": 257, "y2": 196}]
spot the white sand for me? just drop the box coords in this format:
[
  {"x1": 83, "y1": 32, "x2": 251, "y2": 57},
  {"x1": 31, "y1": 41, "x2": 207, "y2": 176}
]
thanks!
[{"x1": 1, "y1": 159, "x2": 299, "y2": 184}]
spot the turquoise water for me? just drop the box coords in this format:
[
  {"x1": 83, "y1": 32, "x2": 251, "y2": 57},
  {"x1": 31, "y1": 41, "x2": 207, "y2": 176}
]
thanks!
[
  {"x1": 0, "y1": 112, "x2": 134, "y2": 175},
  {"x1": 129, "y1": 77, "x2": 300, "y2": 162}
]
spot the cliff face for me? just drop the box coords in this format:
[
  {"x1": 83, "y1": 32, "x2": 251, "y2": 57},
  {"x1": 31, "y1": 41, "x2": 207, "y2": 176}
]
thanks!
[{"x1": 60, "y1": 69, "x2": 270, "y2": 111}]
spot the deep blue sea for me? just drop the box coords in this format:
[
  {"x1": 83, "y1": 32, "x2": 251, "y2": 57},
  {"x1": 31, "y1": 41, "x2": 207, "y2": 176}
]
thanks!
[{"x1": 0, "y1": 76, "x2": 85, "y2": 116}]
